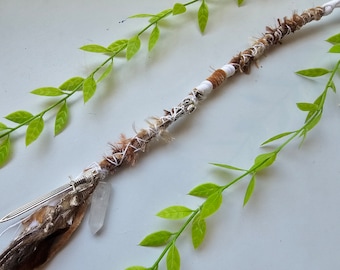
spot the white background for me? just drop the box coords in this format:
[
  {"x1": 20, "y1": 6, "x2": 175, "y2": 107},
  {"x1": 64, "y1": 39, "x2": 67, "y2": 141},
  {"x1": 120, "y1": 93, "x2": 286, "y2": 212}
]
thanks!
[{"x1": 0, "y1": 0, "x2": 340, "y2": 269}]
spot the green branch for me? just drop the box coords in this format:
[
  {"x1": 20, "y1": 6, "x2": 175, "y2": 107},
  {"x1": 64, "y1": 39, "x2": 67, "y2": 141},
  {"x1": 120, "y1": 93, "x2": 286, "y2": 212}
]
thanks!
[
  {"x1": 125, "y1": 33, "x2": 340, "y2": 270},
  {"x1": 0, "y1": 0, "x2": 241, "y2": 168}
]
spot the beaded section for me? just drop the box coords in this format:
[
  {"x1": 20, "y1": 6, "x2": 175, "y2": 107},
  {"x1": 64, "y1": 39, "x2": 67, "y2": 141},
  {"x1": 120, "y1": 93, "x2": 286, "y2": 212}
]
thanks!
[{"x1": 99, "y1": 5, "x2": 329, "y2": 175}]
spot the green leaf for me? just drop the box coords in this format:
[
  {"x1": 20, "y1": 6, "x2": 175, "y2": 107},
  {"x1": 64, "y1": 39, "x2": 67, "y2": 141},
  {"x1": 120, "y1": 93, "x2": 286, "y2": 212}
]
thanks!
[
  {"x1": 59, "y1": 77, "x2": 84, "y2": 91},
  {"x1": 295, "y1": 68, "x2": 330, "y2": 77},
  {"x1": 80, "y1": 44, "x2": 111, "y2": 53},
  {"x1": 148, "y1": 25, "x2": 160, "y2": 51},
  {"x1": 250, "y1": 152, "x2": 277, "y2": 172},
  {"x1": 328, "y1": 44, "x2": 340, "y2": 53},
  {"x1": 125, "y1": 267, "x2": 148, "y2": 270},
  {"x1": 299, "y1": 130, "x2": 308, "y2": 146},
  {"x1": 300, "y1": 111, "x2": 322, "y2": 143},
  {"x1": 54, "y1": 102, "x2": 69, "y2": 136},
  {"x1": 139, "y1": 230, "x2": 172, "y2": 247},
  {"x1": 0, "y1": 122, "x2": 9, "y2": 131},
  {"x1": 191, "y1": 214, "x2": 206, "y2": 249},
  {"x1": 237, "y1": 0, "x2": 245, "y2": 6},
  {"x1": 97, "y1": 60, "x2": 113, "y2": 83},
  {"x1": 304, "y1": 111, "x2": 314, "y2": 124},
  {"x1": 313, "y1": 94, "x2": 324, "y2": 106},
  {"x1": 210, "y1": 162, "x2": 246, "y2": 171},
  {"x1": 167, "y1": 245, "x2": 180, "y2": 270},
  {"x1": 129, "y1": 13, "x2": 154, "y2": 19},
  {"x1": 173, "y1": 3, "x2": 186, "y2": 15},
  {"x1": 198, "y1": 0, "x2": 209, "y2": 33},
  {"x1": 329, "y1": 80, "x2": 337, "y2": 93},
  {"x1": 0, "y1": 136, "x2": 11, "y2": 167},
  {"x1": 107, "y1": 39, "x2": 128, "y2": 53},
  {"x1": 326, "y1": 33, "x2": 340, "y2": 44},
  {"x1": 30, "y1": 87, "x2": 65, "y2": 96},
  {"x1": 126, "y1": 36, "x2": 141, "y2": 60},
  {"x1": 149, "y1": 9, "x2": 172, "y2": 24},
  {"x1": 83, "y1": 76, "x2": 97, "y2": 103},
  {"x1": 26, "y1": 117, "x2": 44, "y2": 146},
  {"x1": 157, "y1": 206, "x2": 193, "y2": 219},
  {"x1": 188, "y1": 182, "x2": 222, "y2": 198},
  {"x1": 261, "y1": 131, "x2": 295, "y2": 146},
  {"x1": 296, "y1": 102, "x2": 319, "y2": 112},
  {"x1": 5, "y1": 110, "x2": 33, "y2": 124},
  {"x1": 305, "y1": 113, "x2": 322, "y2": 132},
  {"x1": 200, "y1": 191, "x2": 223, "y2": 218},
  {"x1": 243, "y1": 175, "x2": 256, "y2": 206},
  {"x1": 303, "y1": 94, "x2": 324, "y2": 123}
]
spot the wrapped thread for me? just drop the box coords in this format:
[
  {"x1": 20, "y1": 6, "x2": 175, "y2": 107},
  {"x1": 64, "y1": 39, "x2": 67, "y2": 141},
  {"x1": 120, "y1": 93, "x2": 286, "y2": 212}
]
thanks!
[{"x1": 99, "y1": 6, "x2": 327, "y2": 175}]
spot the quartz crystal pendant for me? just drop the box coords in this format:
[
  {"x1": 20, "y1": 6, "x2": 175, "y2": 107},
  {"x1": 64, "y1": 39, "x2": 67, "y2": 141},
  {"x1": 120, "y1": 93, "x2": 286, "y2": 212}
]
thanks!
[{"x1": 89, "y1": 181, "x2": 111, "y2": 234}]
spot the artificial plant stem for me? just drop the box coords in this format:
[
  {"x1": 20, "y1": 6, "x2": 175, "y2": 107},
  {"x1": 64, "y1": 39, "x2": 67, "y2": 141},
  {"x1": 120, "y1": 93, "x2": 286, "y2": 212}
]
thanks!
[
  {"x1": 0, "y1": 0, "x2": 202, "y2": 147},
  {"x1": 150, "y1": 209, "x2": 200, "y2": 269},
  {"x1": 136, "y1": 0, "x2": 200, "y2": 36},
  {"x1": 1, "y1": 93, "x2": 72, "y2": 138}
]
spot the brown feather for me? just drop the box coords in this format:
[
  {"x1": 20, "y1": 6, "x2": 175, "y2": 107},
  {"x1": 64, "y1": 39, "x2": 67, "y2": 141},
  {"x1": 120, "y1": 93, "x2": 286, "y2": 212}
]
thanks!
[{"x1": 0, "y1": 182, "x2": 95, "y2": 270}]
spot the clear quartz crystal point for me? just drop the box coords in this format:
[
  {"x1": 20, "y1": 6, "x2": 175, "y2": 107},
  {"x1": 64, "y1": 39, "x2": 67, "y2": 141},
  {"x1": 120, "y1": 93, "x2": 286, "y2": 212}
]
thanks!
[{"x1": 89, "y1": 181, "x2": 111, "y2": 234}]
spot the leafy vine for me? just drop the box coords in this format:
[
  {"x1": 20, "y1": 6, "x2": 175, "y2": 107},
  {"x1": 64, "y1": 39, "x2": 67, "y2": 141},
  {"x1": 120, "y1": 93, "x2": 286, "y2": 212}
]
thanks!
[
  {"x1": 125, "y1": 33, "x2": 340, "y2": 270},
  {"x1": 0, "y1": 0, "x2": 244, "y2": 168},
  {"x1": 0, "y1": 1, "x2": 339, "y2": 269}
]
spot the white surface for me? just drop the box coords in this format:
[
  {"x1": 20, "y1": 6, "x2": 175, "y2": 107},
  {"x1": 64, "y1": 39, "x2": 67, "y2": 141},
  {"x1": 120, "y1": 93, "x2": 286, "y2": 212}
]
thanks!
[{"x1": 0, "y1": 0, "x2": 340, "y2": 269}]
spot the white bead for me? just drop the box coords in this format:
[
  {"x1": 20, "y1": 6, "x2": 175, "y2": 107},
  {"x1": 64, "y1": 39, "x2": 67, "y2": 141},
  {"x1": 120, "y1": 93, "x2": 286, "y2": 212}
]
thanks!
[
  {"x1": 322, "y1": 0, "x2": 340, "y2": 16},
  {"x1": 220, "y1": 64, "x2": 236, "y2": 77},
  {"x1": 89, "y1": 181, "x2": 111, "y2": 234},
  {"x1": 195, "y1": 80, "x2": 213, "y2": 95}
]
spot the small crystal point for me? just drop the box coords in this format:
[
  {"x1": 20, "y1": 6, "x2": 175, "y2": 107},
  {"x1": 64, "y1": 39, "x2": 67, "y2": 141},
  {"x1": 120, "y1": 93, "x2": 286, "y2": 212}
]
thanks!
[{"x1": 89, "y1": 181, "x2": 111, "y2": 234}]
